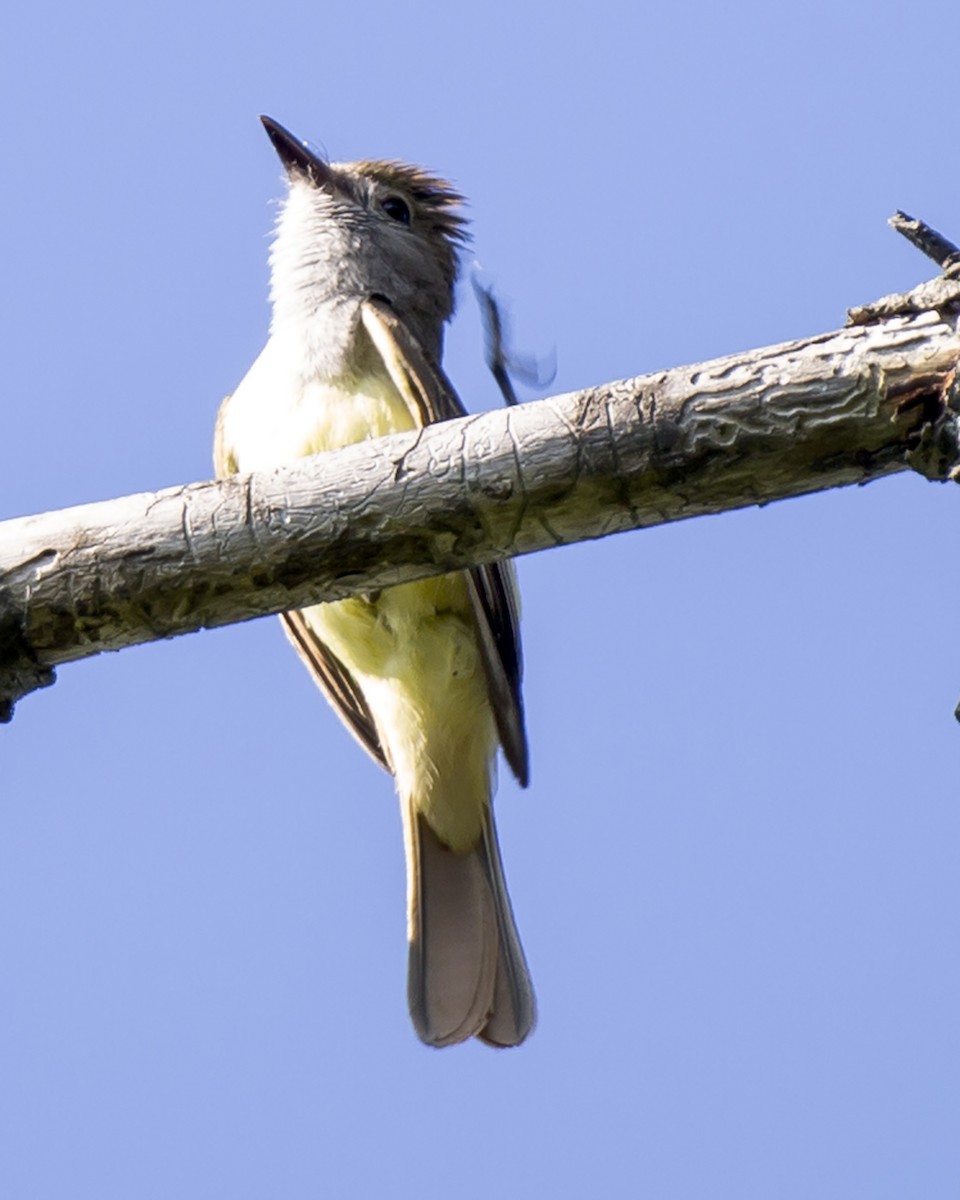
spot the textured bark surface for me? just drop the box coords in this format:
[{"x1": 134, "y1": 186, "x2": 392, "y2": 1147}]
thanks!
[{"x1": 2, "y1": 280, "x2": 959, "y2": 719}]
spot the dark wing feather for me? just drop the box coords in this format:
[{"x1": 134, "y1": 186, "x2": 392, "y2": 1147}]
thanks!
[
  {"x1": 360, "y1": 297, "x2": 529, "y2": 786},
  {"x1": 280, "y1": 611, "x2": 391, "y2": 772},
  {"x1": 462, "y1": 564, "x2": 527, "y2": 786}
]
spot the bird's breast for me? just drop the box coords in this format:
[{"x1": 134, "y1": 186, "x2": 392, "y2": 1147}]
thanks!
[
  {"x1": 226, "y1": 336, "x2": 417, "y2": 473},
  {"x1": 297, "y1": 372, "x2": 418, "y2": 456}
]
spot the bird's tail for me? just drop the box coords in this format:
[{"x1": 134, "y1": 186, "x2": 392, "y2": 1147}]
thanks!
[{"x1": 403, "y1": 802, "x2": 535, "y2": 1048}]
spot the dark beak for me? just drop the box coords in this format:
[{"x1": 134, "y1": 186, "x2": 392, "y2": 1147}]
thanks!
[{"x1": 260, "y1": 116, "x2": 331, "y2": 187}]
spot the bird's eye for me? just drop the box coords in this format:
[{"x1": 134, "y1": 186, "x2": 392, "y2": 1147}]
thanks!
[{"x1": 381, "y1": 196, "x2": 411, "y2": 225}]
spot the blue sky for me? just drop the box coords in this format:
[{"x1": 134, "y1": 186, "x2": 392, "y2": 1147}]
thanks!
[{"x1": 3, "y1": 2, "x2": 959, "y2": 1196}]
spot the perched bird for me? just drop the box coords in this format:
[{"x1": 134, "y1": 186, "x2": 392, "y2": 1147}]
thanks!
[{"x1": 215, "y1": 117, "x2": 535, "y2": 1047}]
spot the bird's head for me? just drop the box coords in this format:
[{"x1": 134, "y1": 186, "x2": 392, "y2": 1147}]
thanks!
[{"x1": 262, "y1": 116, "x2": 467, "y2": 360}]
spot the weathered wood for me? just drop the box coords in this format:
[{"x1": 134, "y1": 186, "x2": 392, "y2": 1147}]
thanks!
[
  {"x1": 2, "y1": 286, "x2": 959, "y2": 720},
  {"x1": 888, "y1": 210, "x2": 960, "y2": 272}
]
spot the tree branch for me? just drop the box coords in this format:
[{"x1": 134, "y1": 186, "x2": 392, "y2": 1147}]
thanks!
[
  {"x1": 889, "y1": 210, "x2": 960, "y2": 272},
  {"x1": 2, "y1": 271, "x2": 959, "y2": 720}
]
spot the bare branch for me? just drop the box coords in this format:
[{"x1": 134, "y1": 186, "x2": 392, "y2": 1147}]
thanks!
[
  {"x1": 889, "y1": 210, "x2": 960, "y2": 271},
  {"x1": 2, "y1": 281, "x2": 959, "y2": 720}
]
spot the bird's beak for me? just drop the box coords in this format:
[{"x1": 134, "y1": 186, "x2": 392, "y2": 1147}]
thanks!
[{"x1": 260, "y1": 116, "x2": 332, "y2": 187}]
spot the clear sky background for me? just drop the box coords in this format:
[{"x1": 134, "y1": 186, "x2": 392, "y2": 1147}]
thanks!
[{"x1": 2, "y1": 2, "x2": 959, "y2": 1196}]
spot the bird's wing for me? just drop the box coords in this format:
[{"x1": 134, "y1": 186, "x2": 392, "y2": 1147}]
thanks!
[
  {"x1": 279, "y1": 612, "x2": 391, "y2": 771},
  {"x1": 213, "y1": 392, "x2": 391, "y2": 773},
  {"x1": 361, "y1": 297, "x2": 529, "y2": 786}
]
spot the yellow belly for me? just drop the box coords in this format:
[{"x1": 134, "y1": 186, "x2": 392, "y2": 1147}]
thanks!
[{"x1": 301, "y1": 574, "x2": 496, "y2": 852}]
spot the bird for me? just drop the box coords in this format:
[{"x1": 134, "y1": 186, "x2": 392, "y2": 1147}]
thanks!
[{"x1": 214, "y1": 116, "x2": 535, "y2": 1047}]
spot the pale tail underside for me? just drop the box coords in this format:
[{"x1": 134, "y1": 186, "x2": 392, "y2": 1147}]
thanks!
[{"x1": 404, "y1": 804, "x2": 536, "y2": 1047}]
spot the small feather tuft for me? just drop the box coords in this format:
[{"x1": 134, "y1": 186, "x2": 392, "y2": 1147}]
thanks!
[{"x1": 350, "y1": 160, "x2": 470, "y2": 245}]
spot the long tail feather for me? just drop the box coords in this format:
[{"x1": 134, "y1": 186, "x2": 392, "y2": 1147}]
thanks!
[
  {"x1": 475, "y1": 815, "x2": 537, "y2": 1047},
  {"x1": 405, "y1": 804, "x2": 535, "y2": 1048}
]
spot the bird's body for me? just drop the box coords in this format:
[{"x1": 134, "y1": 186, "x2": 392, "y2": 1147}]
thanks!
[{"x1": 216, "y1": 118, "x2": 535, "y2": 1047}]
